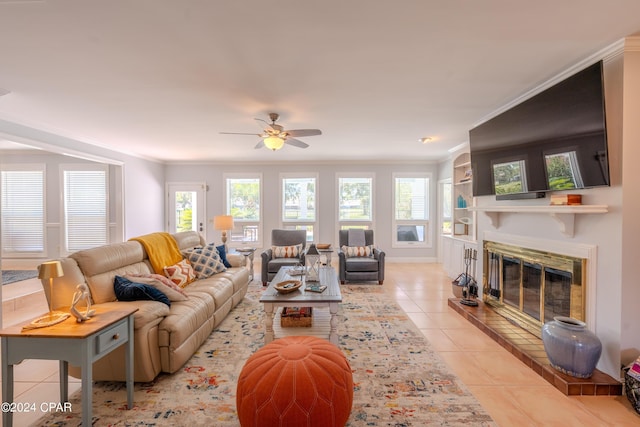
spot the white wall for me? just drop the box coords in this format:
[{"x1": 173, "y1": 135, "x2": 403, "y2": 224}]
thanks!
[
  {"x1": 165, "y1": 161, "x2": 440, "y2": 260},
  {"x1": 620, "y1": 39, "x2": 640, "y2": 369}
]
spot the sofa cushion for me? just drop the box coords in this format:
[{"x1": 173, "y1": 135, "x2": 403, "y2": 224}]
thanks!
[
  {"x1": 186, "y1": 244, "x2": 227, "y2": 278},
  {"x1": 164, "y1": 259, "x2": 196, "y2": 287},
  {"x1": 215, "y1": 267, "x2": 251, "y2": 293},
  {"x1": 341, "y1": 245, "x2": 374, "y2": 258},
  {"x1": 97, "y1": 300, "x2": 170, "y2": 329},
  {"x1": 267, "y1": 257, "x2": 303, "y2": 273},
  {"x1": 272, "y1": 244, "x2": 303, "y2": 258},
  {"x1": 345, "y1": 257, "x2": 379, "y2": 272},
  {"x1": 114, "y1": 275, "x2": 171, "y2": 306},
  {"x1": 124, "y1": 273, "x2": 188, "y2": 301}
]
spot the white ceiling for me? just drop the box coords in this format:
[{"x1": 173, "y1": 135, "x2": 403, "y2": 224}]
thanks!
[{"x1": 1, "y1": 1, "x2": 639, "y2": 163}]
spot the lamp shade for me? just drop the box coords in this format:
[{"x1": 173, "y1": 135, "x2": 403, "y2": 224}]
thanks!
[
  {"x1": 38, "y1": 260, "x2": 64, "y2": 280},
  {"x1": 214, "y1": 215, "x2": 234, "y2": 231},
  {"x1": 264, "y1": 136, "x2": 285, "y2": 151}
]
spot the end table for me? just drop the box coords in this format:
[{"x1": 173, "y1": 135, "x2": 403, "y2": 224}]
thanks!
[
  {"x1": 235, "y1": 247, "x2": 257, "y2": 281},
  {"x1": 1, "y1": 306, "x2": 137, "y2": 427}
]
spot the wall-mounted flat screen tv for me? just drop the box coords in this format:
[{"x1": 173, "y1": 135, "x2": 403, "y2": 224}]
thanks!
[{"x1": 469, "y1": 61, "x2": 609, "y2": 198}]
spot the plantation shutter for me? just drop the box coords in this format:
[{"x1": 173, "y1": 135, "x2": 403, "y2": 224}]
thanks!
[
  {"x1": 63, "y1": 169, "x2": 108, "y2": 252},
  {"x1": 1, "y1": 168, "x2": 45, "y2": 254}
]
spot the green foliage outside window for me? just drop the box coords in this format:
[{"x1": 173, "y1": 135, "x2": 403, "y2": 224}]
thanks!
[
  {"x1": 228, "y1": 179, "x2": 260, "y2": 220},
  {"x1": 175, "y1": 191, "x2": 194, "y2": 232},
  {"x1": 339, "y1": 178, "x2": 372, "y2": 220}
]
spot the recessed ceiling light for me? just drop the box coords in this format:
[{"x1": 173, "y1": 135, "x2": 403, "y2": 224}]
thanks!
[{"x1": 419, "y1": 137, "x2": 434, "y2": 144}]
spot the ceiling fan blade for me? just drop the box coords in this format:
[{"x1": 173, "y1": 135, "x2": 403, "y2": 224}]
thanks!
[
  {"x1": 286, "y1": 129, "x2": 322, "y2": 137},
  {"x1": 254, "y1": 140, "x2": 265, "y2": 149},
  {"x1": 220, "y1": 132, "x2": 261, "y2": 136},
  {"x1": 285, "y1": 138, "x2": 309, "y2": 149},
  {"x1": 255, "y1": 117, "x2": 275, "y2": 131}
]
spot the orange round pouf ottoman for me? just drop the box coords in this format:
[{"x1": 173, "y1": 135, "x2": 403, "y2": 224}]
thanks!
[{"x1": 236, "y1": 336, "x2": 353, "y2": 426}]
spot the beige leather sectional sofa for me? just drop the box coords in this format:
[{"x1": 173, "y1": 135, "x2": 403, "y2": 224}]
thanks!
[{"x1": 42, "y1": 231, "x2": 250, "y2": 382}]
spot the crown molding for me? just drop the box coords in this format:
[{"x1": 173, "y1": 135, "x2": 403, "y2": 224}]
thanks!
[{"x1": 624, "y1": 36, "x2": 640, "y2": 52}]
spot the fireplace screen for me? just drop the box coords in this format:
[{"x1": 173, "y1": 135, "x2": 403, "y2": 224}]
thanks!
[
  {"x1": 484, "y1": 241, "x2": 585, "y2": 337},
  {"x1": 544, "y1": 267, "x2": 572, "y2": 323}
]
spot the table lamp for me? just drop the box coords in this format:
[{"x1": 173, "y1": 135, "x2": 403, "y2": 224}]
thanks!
[
  {"x1": 31, "y1": 261, "x2": 70, "y2": 327},
  {"x1": 214, "y1": 215, "x2": 234, "y2": 248}
]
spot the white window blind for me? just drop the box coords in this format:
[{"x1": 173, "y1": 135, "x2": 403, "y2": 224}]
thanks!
[
  {"x1": 1, "y1": 168, "x2": 45, "y2": 254},
  {"x1": 63, "y1": 168, "x2": 108, "y2": 252}
]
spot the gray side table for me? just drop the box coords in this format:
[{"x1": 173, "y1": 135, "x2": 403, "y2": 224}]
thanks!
[
  {"x1": 1, "y1": 306, "x2": 137, "y2": 427},
  {"x1": 235, "y1": 247, "x2": 257, "y2": 280}
]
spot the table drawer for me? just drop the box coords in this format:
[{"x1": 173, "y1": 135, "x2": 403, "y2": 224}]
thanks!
[{"x1": 96, "y1": 321, "x2": 128, "y2": 355}]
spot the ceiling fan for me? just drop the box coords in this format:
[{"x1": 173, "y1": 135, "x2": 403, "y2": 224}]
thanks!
[{"x1": 220, "y1": 113, "x2": 322, "y2": 151}]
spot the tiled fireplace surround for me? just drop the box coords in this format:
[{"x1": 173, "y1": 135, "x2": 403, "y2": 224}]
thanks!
[{"x1": 448, "y1": 233, "x2": 622, "y2": 396}]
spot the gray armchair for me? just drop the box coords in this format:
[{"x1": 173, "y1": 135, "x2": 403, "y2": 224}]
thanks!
[
  {"x1": 261, "y1": 229, "x2": 307, "y2": 286},
  {"x1": 338, "y1": 230, "x2": 385, "y2": 284}
]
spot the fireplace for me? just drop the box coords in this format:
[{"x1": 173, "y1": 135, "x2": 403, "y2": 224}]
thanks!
[{"x1": 483, "y1": 240, "x2": 586, "y2": 338}]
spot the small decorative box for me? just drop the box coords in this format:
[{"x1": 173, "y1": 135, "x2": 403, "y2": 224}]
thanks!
[{"x1": 550, "y1": 194, "x2": 582, "y2": 205}]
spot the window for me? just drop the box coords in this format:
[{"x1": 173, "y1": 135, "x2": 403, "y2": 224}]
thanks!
[
  {"x1": 337, "y1": 174, "x2": 373, "y2": 230},
  {"x1": 1, "y1": 164, "x2": 45, "y2": 256},
  {"x1": 224, "y1": 174, "x2": 262, "y2": 247},
  {"x1": 392, "y1": 173, "x2": 430, "y2": 247},
  {"x1": 440, "y1": 179, "x2": 452, "y2": 235},
  {"x1": 62, "y1": 165, "x2": 108, "y2": 253},
  {"x1": 281, "y1": 174, "x2": 317, "y2": 242}
]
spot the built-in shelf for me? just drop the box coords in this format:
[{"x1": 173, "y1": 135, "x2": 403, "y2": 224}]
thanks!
[{"x1": 468, "y1": 205, "x2": 608, "y2": 237}]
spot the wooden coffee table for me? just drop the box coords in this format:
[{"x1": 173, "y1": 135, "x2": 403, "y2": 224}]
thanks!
[{"x1": 260, "y1": 266, "x2": 342, "y2": 345}]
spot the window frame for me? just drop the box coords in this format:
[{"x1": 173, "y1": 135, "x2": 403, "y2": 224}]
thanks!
[
  {"x1": 439, "y1": 178, "x2": 453, "y2": 236},
  {"x1": 391, "y1": 172, "x2": 431, "y2": 248},
  {"x1": 336, "y1": 172, "x2": 375, "y2": 232},
  {"x1": 1, "y1": 163, "x2": 46, "y2": 258},
  {"x1": 280, "y1": 173, "x2": 318, "y2": 242},
  {"x1": 223, "y1": 173, "x2": 263, "y2": 248}
]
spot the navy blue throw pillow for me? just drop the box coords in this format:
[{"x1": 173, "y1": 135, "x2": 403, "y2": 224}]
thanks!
[
  {"x1": 114, "y1": 275, "x2": 170, "y2": 306},
  {"x1": 216, "y1": 244, "x2": 232, "y2": 268}
]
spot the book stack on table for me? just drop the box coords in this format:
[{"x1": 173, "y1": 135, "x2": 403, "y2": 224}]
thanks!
[{"x1": 281, "y1": 307, "x2": 312, "y2": 327}]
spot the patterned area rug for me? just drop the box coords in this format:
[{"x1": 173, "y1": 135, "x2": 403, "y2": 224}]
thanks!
[
  {"x1": 1, "y1": 270, "x2": 38, "y2": 285},
  {"x1": 38, "y1": 283, "x2": 495, "y2": 426}
]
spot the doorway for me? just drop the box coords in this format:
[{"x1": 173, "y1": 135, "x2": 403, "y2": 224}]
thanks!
[{"x1": 166, "y1": 182, "x2": 207, "y2": 234}]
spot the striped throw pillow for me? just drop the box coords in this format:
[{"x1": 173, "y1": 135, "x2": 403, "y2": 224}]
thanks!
[
  {"x1": 272, "y1": 244, "x2": 303, "y2": 258},
  {"x1": 342, "y1": 245, "x2": 374, "y2": 258}
]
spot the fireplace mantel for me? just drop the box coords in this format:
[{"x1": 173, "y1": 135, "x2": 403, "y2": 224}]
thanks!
[{"x1": 468, "y1": 205, "x2": 608, "y2": 237}]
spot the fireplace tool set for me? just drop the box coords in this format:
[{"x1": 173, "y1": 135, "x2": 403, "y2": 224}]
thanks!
[{"x1": 458, "y1": 248, "x2": 478, "y2": 306}]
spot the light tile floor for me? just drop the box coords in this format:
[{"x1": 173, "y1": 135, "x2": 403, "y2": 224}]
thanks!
[{"x1": 1, "y1": 262, "x2": 638, "y2": 426}]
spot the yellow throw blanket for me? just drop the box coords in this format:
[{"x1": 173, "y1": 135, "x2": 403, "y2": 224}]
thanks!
[{"x1": 130, "y1": 232, "x2": 184, "y2": 275}]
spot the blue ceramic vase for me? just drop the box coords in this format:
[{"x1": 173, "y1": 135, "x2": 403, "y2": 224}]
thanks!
[{"x1": 541, "y1": 316, "x2": 602, "y2": 378}]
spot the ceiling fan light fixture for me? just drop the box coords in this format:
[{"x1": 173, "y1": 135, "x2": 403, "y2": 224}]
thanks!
[{"x1": 264, "y1": 136, "x2": 285, "y2": 150}]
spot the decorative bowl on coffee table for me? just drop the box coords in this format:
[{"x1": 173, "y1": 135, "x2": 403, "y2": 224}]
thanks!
[{"x1": 274, "y1": 280, "x2": 302, "y2": 294}]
